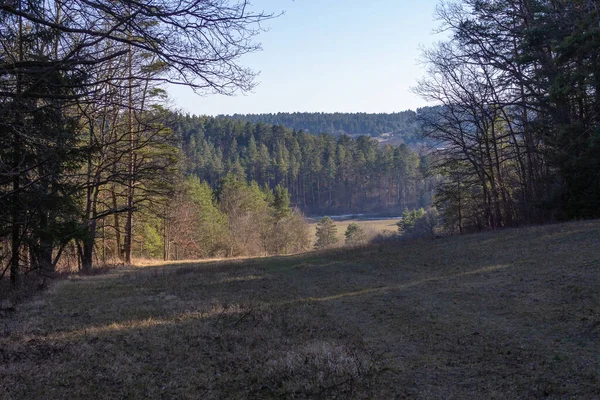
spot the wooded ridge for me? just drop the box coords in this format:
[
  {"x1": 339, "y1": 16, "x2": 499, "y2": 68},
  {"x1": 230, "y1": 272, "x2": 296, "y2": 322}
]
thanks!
[
  {"x1": 172, "y1": 113, "x2": 436, "y2": 215},
  {"x1": 217, "y1": 109, "x2": 438, "y2": 143}
]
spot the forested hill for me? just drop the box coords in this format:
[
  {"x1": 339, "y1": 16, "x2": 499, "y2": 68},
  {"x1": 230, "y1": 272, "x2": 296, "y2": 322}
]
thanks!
[
  {"x1": 170, "y1": 113, "x2": 436, "y2": 215},
  {"x1": 217, "y1": 109, "x2": 438, "y2": 144}
]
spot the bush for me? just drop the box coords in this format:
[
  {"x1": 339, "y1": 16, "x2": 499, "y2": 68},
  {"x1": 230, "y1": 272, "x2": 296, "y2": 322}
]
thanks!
[
  {"x1": 397, "y1": 208, "x2": 425, "y2": 234},
  {"x1": 270, "y1": 210, "x2": 312, "y2": 254},
  {"x1": 397, "y1": 207, "x2": 440, "y2": 239},
  {"x1": 414, "y1": 208, "x2": 441, "y2": 238},
  {"x1": 344, "y1": 223, "x2": 367, "y2": 246}
]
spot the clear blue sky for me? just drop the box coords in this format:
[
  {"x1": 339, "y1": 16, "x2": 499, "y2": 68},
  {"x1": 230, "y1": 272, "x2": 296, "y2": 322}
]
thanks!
[{"x1": 168, "y1": 0, "x2": 443, "y2": 116}]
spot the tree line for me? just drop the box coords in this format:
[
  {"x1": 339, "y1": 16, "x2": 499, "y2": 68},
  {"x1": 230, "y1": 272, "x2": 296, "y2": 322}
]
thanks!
[
  {"x1": 0, "y1": 0, "x2": 274, "y2": 286},
  {"x1": 0, "y1": 0, "x2": 433, "y2": 287},
  {"x1": 150, "y1": 176, "x2": 310, "y2": 260},
  {"x1": 171, "y1": 113, "x2": 437, "y2": 215},
  {"x1": 6, "y1": 0, "x2": 598, "y2": 288},
  {"x1": 418, "y1": 0, "x2": 600, "y2": 233},
  {"x1": 220, "y1": 110, "x2": 434, "y2": 143}
]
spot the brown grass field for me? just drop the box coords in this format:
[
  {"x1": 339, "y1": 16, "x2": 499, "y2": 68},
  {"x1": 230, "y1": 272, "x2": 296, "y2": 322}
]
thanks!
[
  {"x1": 1, "y1": 221, "x2": 600, "y2": 399},
  {"x1": 307, "y1": 217, "x2": 399, "y2": 245}
]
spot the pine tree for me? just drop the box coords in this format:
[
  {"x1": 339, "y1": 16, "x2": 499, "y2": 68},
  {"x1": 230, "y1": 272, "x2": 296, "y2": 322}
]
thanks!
[
  {"x1": 273, "y1": 184, "x2": 292, "y2": 221},
  {"x1": 345, "y1": 223, "x2": 367, "y2": 246},
  {"x1": 397, "y1": 208, "x2": 425, "y2": 235},
  {"x1": 314, "y1": 216, "x2": 338, "y2": 249}
]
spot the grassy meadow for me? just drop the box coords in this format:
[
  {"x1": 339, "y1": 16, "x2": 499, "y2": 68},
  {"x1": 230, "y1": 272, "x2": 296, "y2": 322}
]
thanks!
[
  {"x1": 307, "y1": 217, "x2": 400, "y2": 245},
  {"x1": 2, "y1": 221, "x2": 600, "y2": 398}
]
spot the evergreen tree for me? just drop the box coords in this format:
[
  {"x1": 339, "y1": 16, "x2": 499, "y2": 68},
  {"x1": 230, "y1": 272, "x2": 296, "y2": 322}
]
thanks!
[
  {"x1": 397, "y1": 208, "x2": 425, "y2": 235},
  {"x1": 273, "y1": 185, "x2": 292, "y2": 220},
  {"x1": 185, "y1": 176, "x2": 228, "y2": 257},
  {"x1": 315, "y1": 217, "x2": 339, "y2": 249},
  {"x1": 344, "y1": 223, "x2": 367, "y2": 246}
]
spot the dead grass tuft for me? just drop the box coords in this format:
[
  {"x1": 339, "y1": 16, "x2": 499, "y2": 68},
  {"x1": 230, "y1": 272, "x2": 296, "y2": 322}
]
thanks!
[{"x1": 262, "y1": 341, "x2": 375, "y2": 395}]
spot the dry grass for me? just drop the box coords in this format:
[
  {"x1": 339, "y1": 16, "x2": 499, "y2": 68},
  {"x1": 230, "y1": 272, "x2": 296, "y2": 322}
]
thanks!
[
  {"x1": 307, "y1": 217, "x2": 399, "y2": 245},
  {"x1": 2, "y1": 220, "x2": 600, "y2": 398}
]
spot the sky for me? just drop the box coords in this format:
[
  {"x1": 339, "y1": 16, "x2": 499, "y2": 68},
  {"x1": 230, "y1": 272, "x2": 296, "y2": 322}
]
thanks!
[{"x1": 168, "y1": 0, "x2": 444, "y2": 116}]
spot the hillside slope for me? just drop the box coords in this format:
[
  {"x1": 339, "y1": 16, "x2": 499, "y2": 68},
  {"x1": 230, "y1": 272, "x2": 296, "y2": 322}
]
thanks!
[
  {"x1": 220, "y1": 111, "x2": 423, "y2": 140},
  {"x1": 171, "y1": 113, "x2": 433, "y2": 215},
  {"x1": 2, "y1": 221, "x2": 600, "y2": 398}
]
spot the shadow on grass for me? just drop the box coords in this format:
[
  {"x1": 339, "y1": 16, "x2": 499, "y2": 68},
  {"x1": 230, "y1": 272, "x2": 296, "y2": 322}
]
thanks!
[
  {"x1": 5, "y1": 220, "x2": 600, "y2": 398},
  {"x1": 290, "y1": 264, "x2": 512, "y2": 304},
  {"x1": 29, "y1": 262, "x2": 515, "y2": 344},
  {"x1": 24, "y1": 218, "x2": 599, "y2": 341}
]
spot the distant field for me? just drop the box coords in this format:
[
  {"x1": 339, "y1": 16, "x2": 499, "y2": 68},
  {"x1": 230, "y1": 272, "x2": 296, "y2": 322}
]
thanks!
[
  {"x1": 2, "y1": 221, "x2": 600, "y2": 398},
  {"x1": 307, "y1": 217, "x2": 399, "y2": 245}
]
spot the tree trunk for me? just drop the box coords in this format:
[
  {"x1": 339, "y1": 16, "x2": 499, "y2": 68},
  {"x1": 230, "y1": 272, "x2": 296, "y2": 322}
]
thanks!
[
  {"x1": 38, "y1": 211, "x2": 54, "y2": 276},
  {"x1": 111, "y1": 187, "x2": 122, "y2": 260},
  {"x1": 124, "y1": 42, "x2": 135, "y2": 265},
  {"x1": 81, "y1": 223, "x2": 96, "y2": 272},
  {"x1": 163, "y1": 204, "x2": 169, "y2": 261},
  {"x1": 10, "y1": 9, "x2": 24, "y2": 287}
]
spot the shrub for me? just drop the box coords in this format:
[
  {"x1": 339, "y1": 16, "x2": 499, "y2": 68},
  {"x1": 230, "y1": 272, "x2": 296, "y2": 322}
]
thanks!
[
  {"x1": 397, "y1": 208, "x2": 425, "y2": 234},
  {"x1": 397, "y1": 207, "x2": 440, "y2": 239},
  {"x1": 270, "y1": 210, "x2": 312, "y2": 254}
]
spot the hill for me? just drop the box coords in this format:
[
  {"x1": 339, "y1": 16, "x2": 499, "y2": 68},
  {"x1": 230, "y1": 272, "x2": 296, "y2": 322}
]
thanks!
[
  {"x1": 218, "y1": 109, "x2": 441, "y2": 145},
  {"x1": 170, "y1": 113, "x2": 436, "y2": 215},
  {"x1": 2, "y1": 221, "x2": 600, "y2": 398}
]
